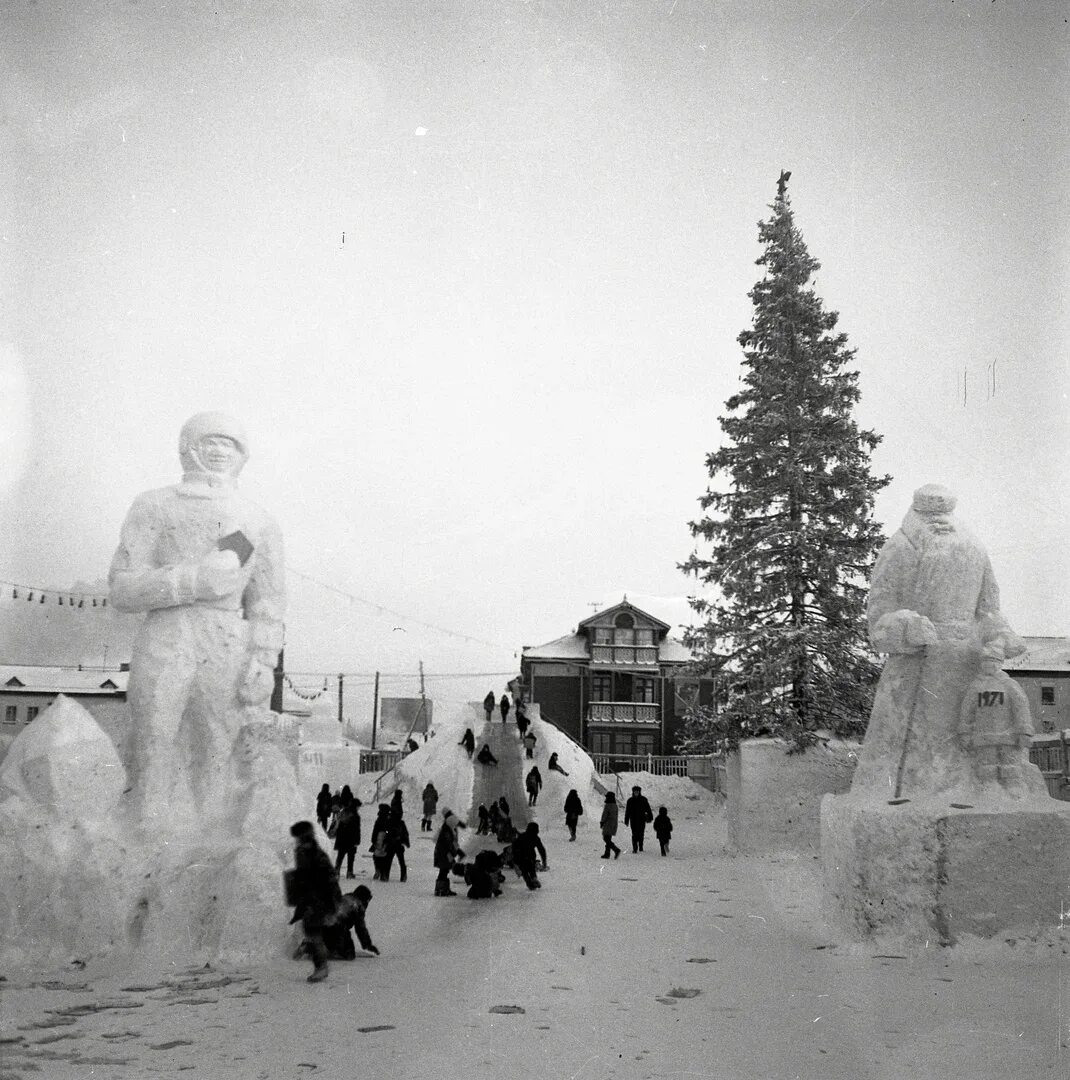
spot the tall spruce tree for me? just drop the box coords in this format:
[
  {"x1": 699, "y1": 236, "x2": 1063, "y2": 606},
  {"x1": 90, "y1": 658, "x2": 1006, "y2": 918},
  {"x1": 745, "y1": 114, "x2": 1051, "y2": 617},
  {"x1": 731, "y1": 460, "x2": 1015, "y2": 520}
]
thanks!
[{"x1": 681, "y1": 174, "x2": 889, "y2": 752}]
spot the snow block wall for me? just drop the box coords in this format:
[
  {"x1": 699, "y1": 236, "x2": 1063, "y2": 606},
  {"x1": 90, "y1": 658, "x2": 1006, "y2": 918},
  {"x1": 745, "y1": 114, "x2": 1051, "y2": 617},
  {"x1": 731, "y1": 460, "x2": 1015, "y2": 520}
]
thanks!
[{"x1": 725, "y1": 737, "x2": 860, "y2": 854}]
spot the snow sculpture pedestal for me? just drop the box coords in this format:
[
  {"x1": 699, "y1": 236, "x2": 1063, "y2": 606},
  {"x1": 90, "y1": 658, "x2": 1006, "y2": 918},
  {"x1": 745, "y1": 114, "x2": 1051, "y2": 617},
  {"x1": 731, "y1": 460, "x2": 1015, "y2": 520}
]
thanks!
[{"x1": 821, "y1": 793, "x2": 1070, "y2": 943}]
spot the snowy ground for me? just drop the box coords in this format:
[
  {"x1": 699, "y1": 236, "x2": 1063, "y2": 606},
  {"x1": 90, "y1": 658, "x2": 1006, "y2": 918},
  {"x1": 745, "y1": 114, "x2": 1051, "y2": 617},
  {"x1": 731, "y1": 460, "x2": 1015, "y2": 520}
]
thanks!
[{"x1": 2, "y1": 706, "x2": 1069, "y2": 1079}]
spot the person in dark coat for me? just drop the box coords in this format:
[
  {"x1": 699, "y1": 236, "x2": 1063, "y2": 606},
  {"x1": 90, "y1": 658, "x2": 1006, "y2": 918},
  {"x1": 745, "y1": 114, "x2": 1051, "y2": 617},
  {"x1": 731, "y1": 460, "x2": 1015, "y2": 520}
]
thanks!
[
  {"x1": 475, "y1": 803, "x2": 490, "y2": 835},
  {"x1": 421, "y1": 783, "x2": 439, "y2": 831},
  {"x1": 525, "y1": 765, "x2": 543, "y2": 807},
  {"x1": 339, "y1": 784, "x2": 354, "y2": 808},
  {"x1": 288, "y1": 820, "x2": 342, "y2": 982},
  {"x1": 522, "y1": 730, "x2": 536, "y2": 759},
  {"x1": 315, "y1": 784, "x2": 333, "y2": 831},
  {"x1": 388, "y1": 804, "x2": 411, "y2": 883},
  {"x1": 498, "y1": 795, "x2": 510, "y2": 818},
  {"x1": 433, "y1": 810, "x2": 465, "y2": 896},
  {"x1": 499, "y1": 694, "x2": 511, "y2": 722},
  {"x1": 510, "y1": 822, "x2": 547, "y2": 890},
  {"x1": 459, "y1": 728, "x2": 475, "y2": 758},
  {"x1": 563, "y1": 789, "x2": 583, "y2": 841},
  {"x1": 547, "y1": 752, "x2": 569, "y2": 775},
  {"x1": 624, "y1": 785, "x2": 654, "y2": 853},
  {"x1": 600, "y1": 792, "x2": 621, "y2": 859},
  {"x1": 653, "y1": 806, "x2": 673, "y2": 856},
  {"x1": 332, "y1": 798, "x2": 362, "y2": 879},
  {"x1": 483, "y1": 690, "x2": 496, "y2": 723},
  {"x1": 464, "y1": 849, "x2": 505, "y2": 899},
  {"x1": 336, "y1": 884, "x2": 379, "y2": 955},
  {"x1": 369, "y1": 803, "x2": 394, "y2": 881},
  {"x1": 516, "y1": 712, "x2": 529, "y2": 739},
  {"x1": 476, "y1": 743, "x2": 498, "y2": 765}
]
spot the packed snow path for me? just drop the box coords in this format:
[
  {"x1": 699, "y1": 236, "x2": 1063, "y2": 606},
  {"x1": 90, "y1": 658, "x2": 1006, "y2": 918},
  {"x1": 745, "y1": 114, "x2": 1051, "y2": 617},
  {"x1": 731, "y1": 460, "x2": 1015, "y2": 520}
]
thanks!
[
  {"x1": 2, "y1": 710, "x2": 1067, "y2": 1079},
  {"x1": 470, "y1": 708, "x2": 534, "y2": 834}
]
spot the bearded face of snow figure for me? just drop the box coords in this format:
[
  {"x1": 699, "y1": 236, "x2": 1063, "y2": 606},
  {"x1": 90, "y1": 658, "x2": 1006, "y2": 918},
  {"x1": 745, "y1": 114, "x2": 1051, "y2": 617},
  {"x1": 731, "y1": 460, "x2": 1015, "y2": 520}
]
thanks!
[
  {"x1": 902, "y1": 483, "x2": 963, "y2": 551},
  {"x1": 178, "y1": 411, "x2": 249, "y2": 481}
]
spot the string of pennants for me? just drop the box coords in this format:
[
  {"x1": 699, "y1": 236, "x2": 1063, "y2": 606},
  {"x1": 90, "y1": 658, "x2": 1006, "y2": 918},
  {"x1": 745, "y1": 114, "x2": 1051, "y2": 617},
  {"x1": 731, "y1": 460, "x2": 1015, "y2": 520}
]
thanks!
[
  {"x1": 1, "y1": 578, "x2": 109, "y2": 609},
  {"x1": 283, "y1": 673, "x2": 330, "y2": 701}
]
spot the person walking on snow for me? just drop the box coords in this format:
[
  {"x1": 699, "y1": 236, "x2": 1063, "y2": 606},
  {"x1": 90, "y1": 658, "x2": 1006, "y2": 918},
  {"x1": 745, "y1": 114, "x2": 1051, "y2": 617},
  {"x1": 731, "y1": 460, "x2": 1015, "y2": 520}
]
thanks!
[
  {"x1": 332, "y1": 798, "x2": 361, "y2": 879},
  {"x1": 624, "y1": 785, "x2": 653, "y2": 853},
  {"x1": 459, "y1": 728, "x2": 475, "y2": 758},
  {"x1": 483, "y1": 690, "x2": 496, "y2": 723},
  {"x1": 499, "y1": 694, "x2": 511, "y2": 722},
  {"x1": 421, "y1": 783, "x2": 439, "y2": 832},
  {"x1": 516, "y1": 711, "x2": 529, "y2": 739},
  {"x1": 316, "y1": 783, "x2": 333, "y2": 832},
  {"x1": 563, "y1": 789, "x2": 583, "y2": 841},
  {"x1": 369, "y1": 803, "x2": 393, "y2": 881},
  {"x1": 433, "y1": 811, "x2": 466, "y2": 896},
  {"x1": 388, "y1": 803, "x2": 411, "y2": 882},
  {"x1": 600, "y1": 792, "x2": 621, "y2": 859},
  {"x1": 288, "y1": 820, "x2": 342, "y2": 983},
  {"x1": 525, "y1": 765, "x2": 543, "y2": 806},
  {"x1": 653, "y1": 806, "x2": 673, "y2": 856},
  {"x1": 523, "y1": 730, "x2": 537, "y2": 759},
  {"x1": 510, "y1": 821, "x2": 547, "y2": 890}
]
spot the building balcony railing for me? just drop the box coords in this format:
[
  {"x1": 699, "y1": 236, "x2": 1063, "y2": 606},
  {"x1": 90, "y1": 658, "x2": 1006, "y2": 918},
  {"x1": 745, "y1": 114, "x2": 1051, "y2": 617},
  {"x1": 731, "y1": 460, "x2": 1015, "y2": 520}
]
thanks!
[
  {"x1": 590, "y1": 645, "x2": 659, "y2": 666},
  {"x1": 587, "y1": 701, "x2": 659, "y2": 724}
]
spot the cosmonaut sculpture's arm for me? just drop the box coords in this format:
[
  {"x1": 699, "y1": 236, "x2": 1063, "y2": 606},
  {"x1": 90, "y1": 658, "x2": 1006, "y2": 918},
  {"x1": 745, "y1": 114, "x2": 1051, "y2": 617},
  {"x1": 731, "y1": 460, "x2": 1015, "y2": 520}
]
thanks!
[{"x1": 237, "y1": 517, "x2": 285, "y2": 705}]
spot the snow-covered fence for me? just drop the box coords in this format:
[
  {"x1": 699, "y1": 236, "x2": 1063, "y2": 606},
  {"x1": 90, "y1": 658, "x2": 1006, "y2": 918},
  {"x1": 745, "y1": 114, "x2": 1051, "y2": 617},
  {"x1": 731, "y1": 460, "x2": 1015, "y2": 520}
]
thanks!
[
  {"x1": 592, "y1": 753, "x2": 690, "y2": 777},
  {"x1": 1028, "y1": 734, "x2": 1070, "y2": 799},
  {"x1": 359, "y1": 749, "x2": 404, "y2": 774}
]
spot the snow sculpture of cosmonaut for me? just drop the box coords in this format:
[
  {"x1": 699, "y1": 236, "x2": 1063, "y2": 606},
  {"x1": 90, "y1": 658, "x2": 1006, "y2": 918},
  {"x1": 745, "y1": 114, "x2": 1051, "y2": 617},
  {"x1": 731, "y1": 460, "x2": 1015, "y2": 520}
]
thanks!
[{"x1": 109, "y1": 412, "x2": 285, "y2": 830}]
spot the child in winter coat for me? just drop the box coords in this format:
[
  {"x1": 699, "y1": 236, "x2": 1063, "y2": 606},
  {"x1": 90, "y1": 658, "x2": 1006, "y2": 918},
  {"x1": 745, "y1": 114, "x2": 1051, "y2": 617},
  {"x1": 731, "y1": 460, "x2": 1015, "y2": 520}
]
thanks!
[
  {"x1": 332, "y1": 800, "x2": 362, "y2": 879},
  {"x1": 336, "y1": 884, "x2": 380, "y2": 956},
  {"x1": 563, "y1": 789, "x2": 583, "y2": 841},
  {"x1": 315, "y1": 784, "x2": 333, "y2": 831},
  {"x1": 525, "y1": 765, "x2": 543, "y2": 807},
  {"x1": 433, "y1": 811, "x2": 466, "y2": 897},
  {"x1": 653, "y1": 806, "x2": 673, "y2": 856},
  {"x1": 599, "y1": 792, "x2": 621, "y2": 859},
  {"x1": 476, "y1": 803, "x2": 490, "y2": 835},
  {"x1": 369, "y1": 804, "x2": 393, "y2": 880},
  {"x1": 547, "y1": 752, "x2": 569, "y2": 776},
  {"x1": 522, "y1": 730, "x2": 537, "y2": 759},
  {"x1": 388, "y1": 807, "x2": 411, "y2": 883},
  {"x1": 421, "y1": 783, "x2": 439, "y2": 831}
]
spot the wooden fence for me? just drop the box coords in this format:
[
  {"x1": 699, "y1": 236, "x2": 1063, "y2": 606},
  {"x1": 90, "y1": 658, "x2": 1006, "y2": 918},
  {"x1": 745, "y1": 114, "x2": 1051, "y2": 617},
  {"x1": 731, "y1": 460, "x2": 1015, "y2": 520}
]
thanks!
[
  {"x1": 591, "y1": 753, "x2": 727, "y2": 794},
  {"x1": 1029, "y1": 735, "x2": 1070, "y2": 800}
]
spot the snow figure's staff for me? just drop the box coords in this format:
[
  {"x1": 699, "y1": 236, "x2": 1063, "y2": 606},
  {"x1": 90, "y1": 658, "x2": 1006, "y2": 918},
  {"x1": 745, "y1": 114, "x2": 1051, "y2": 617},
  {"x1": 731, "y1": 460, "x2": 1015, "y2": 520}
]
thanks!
[{"x1": 891, "y1": 646, "x2": 929, "y2": 802}]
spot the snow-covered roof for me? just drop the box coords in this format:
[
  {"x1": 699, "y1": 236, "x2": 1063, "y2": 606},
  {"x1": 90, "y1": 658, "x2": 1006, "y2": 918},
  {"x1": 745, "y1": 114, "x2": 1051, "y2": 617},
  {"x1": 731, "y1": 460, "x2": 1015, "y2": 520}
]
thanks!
[
  {"x1": 1003, "y1": 636, "x2": 1070, "y2": 674},
  {"x1": 0, "y1": 665, "x2": 129, "y2": 695},
  {"x1": 577, "y1": 599, "x2": 670, "y2": 634},
  {"x1": 521, "y1": 633, "x2": 693, "y2": 665}
]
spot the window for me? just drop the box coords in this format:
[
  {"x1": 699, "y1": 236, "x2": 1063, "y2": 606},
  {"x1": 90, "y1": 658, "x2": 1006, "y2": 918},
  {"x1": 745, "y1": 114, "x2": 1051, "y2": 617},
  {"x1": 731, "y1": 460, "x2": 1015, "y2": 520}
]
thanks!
[
  {"x1": 593, "y1": 628, "x2": 613, "y2": 645},
  {"x1": 1041, "y1": 686, "x2": 1056, "y2": 706},
  {"x1": 590, "y1": 730, "x2": 612, "y2": 755},
  {"x1": 3, "y1": 705, "x2": 16, "y2": 724},
  {"x1": 634, "y1": 677, "x2": 656, "y2": 704},
  {"x1": 591, "y1": 674, "x2": 613, "y2": 702},
  {"x1": 635, "y1": 629, "x2": 655, "y2": 646},
  {"x1": 613, "y1": 613, "x2": 635, "y2": 630},
  {"x1": 26, "y1": 706, "x2": 39, "y2": 723}
]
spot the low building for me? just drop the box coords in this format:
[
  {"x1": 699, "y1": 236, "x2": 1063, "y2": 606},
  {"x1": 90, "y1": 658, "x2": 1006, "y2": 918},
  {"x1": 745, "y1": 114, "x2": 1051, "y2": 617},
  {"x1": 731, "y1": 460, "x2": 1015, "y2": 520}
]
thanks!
[
  {"x1": 519, "y1": 599, "x2": 709, "y2": 758},
  {"x1": 1004, "y1": 636, "x2": 1070, "y2": 735},
  {"x1": 0, "y1": 665, "x2": 130, "y2": 760}
]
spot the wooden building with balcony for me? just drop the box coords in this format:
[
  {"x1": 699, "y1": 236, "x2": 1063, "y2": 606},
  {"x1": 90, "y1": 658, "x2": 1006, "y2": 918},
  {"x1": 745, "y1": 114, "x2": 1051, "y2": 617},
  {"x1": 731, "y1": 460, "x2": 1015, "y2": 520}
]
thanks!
[{"x1": 519, "y1": 600, "x2": 704, "y2": 758}]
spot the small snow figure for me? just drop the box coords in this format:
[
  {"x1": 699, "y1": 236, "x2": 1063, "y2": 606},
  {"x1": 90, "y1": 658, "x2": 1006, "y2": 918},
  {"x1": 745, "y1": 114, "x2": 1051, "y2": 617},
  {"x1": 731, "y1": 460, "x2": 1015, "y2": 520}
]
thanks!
[
  {"x1": 624, "y1": 785, "x2": 653, "y2": 853},
  {"x1": 476, "y1": 743, "x2": 498, "y2": 766},
  {"x1": 525, "y1": 765, "x2": 543, "y2": 807},
  {"x1": 421, "y1": 783, "x2": 439, "y2": 831},
  {"x1": 459, "y1": 728, "x2": 476, "y2": 758},
  {"x1": 500, "y1": 693, "x2": 511, "y2": 722},
  {"x1": 522, "y1": 730, "x2": 537, "y2": 759},
  {"x1": 563, "y1": 789, "x2": 583, "y2": 841},
  {"x1": 433, "y1": 811, "x2": 466, "y2": 897},
  {"x1": 287, "y1": 820, "x2": 342, "y2": 983},
  {"x1": 600, "y1": 792, "x2": 621, "y2": 859},
  {"x1": 510, "y1": 822, "x2": 547, "y2": 889},
  {"x1": 653, "y1": 807, "x2": 673, "y2": 856},
  {"x1": 547, "y1": 752, "x2": 569, "y2": 776},
  {"x1": 483, "y1": 690, "x2": 496, "y2": 723},
  {"x1": 957, "y1": 642, "x2": 1036, "y2": 792}
]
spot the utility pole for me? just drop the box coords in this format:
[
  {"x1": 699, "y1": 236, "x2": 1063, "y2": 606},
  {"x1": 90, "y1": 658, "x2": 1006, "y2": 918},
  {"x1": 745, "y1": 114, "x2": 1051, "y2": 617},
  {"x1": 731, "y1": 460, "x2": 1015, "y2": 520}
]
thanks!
[
  {"x1": 418, "y1": 659, "x2": 427, "y2": 735},
  {"x1": 337, "y1": 673, "x2": 344, "y2": 725},
  {"x1": 371, "y1": 671, "x2": 380, "y2": 749}
]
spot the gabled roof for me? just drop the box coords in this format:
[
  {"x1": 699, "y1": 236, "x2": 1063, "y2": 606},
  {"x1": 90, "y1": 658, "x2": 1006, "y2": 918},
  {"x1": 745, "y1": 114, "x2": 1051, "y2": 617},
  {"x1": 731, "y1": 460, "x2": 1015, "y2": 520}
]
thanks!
[
  {"x1": 522, "y1": 633, "x2": 590, "y2": 662},
  {"x1": 577, "y1": 599, "x2": 670, "y2": 634},
  {"x1": 1003, "y1": 636, "x2": 1070, "y2": 675},
  {"x1": 0, "y1": 666, "x2": 129, "y2": 694}
]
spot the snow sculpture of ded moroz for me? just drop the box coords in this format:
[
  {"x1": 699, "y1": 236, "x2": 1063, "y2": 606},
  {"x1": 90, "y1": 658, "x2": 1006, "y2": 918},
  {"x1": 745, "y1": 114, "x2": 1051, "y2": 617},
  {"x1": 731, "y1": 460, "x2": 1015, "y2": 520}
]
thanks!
[
  {"x1": 850, "y1": 483, "x2": 1046, "y2": 800},
  {"x1": 109, "y1": 411, "x2": 285, "y2": 830}
]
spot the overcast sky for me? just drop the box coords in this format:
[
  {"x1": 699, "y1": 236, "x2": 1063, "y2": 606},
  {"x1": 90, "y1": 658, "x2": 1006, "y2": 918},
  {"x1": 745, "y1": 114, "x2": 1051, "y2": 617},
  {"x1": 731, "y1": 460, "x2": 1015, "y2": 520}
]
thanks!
[{"x1": 1, "y1": 0, "x2": 1066, "y2": 691}]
